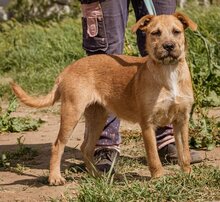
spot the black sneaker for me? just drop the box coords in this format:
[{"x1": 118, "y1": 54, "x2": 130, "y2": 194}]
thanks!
[
  {"x1": 94, "y1": 148, "x2": 120, "y2": 173},
  {"x1": 158, "y1": 143, "x2": 203, "y2": 164}
]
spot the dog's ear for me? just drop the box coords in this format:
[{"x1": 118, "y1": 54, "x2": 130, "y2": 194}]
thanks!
[
  {"x1": 173, "y1": 12, "x2": 197, "y2": 31},
  {"x1": 131, "y1": 15, "x2": 154, "y2": 33}
]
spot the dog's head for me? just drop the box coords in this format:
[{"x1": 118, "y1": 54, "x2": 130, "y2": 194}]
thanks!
[{"x1": 131, "y1": 13, "x2": 197, "y2": 65}]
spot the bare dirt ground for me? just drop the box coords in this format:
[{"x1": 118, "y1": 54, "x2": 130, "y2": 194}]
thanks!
[{"x1": 0, "y1": 104, "x2": 220, "y2": 201}]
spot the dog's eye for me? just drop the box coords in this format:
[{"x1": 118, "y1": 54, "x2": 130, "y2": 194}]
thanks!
[
  {"x1": 151, "y1": 30, "x2": 161, "y2": 36},
  {"x1": 173, "y1": 29, "x2": 181, "y2": 35}
]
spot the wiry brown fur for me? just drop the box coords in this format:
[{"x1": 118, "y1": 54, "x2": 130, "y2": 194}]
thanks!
[{"x1": 11, "y1": 13, "x2": 197, "y2": 185}]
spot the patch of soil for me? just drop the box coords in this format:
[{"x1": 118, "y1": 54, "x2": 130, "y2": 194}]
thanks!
[{"x1": 0, "y1": 104, "x2": 219, "y2": 201}]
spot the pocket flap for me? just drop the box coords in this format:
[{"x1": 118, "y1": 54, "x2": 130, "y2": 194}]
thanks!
[{"x1": 87, "y1": 17, "x2": 98, "y2": 37}]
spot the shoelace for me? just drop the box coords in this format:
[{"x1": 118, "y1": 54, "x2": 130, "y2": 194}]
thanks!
[{"x1": 95, "y1": 149, "x2": 115, "y2": 163}]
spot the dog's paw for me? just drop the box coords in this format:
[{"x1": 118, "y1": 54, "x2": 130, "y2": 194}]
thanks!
[
  {"x1": 150, "y1": 167, "x2": 164, "y2": 178},
  {"x1": 48, "y1": 174, "x2": 66, "y2": 186},
  {"x1": 182, "y1": 166, "x2": 192, "y2": 174}
]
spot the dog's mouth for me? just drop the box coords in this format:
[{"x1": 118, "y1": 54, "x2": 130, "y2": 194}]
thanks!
[
  {"x1": 160, "y1": 54, "x2": 178, "y2": 65},
  {"x1": 156, "y1": 51, "x2": 180, "y2": 65}
]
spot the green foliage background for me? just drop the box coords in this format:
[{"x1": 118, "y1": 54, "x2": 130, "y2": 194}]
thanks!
[
  {"x1": 5, "y1": 0, "x2": 81, "y2": 21},
  {"x1": 0, "y1": 17, "x2": 84, "y2": 96}
]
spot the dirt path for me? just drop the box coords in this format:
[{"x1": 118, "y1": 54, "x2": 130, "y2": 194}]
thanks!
[{"x1": 0, "y1": 104, "x2": 220, "y2": 201}]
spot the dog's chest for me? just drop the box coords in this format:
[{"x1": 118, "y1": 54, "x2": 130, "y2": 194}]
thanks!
[
  {"x1": 152, "y1": 97, "x2": 182, "y2": 126},
  {"x1": 151, "y1": 74, "x2": 193, "y2": 126}
]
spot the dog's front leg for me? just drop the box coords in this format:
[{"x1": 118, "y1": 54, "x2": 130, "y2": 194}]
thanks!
[
  {"x1": 173, "y1": 120, "x2": 191, "y2": 173},
  {"x1": 141, "y1": 124, "x2": 164, "y2": 178}
]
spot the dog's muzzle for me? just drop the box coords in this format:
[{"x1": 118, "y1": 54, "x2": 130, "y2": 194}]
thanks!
[{"x1": 156, "y1": 42, "x2": 180, "y2": 65}]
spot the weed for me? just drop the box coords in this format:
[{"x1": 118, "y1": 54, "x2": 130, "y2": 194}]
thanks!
[
  {"x1": 190, "y1": 107, "x2": 220, "y2": 150},
  {"x1": 0, "y1": 136, "x2": 38, "y2": 168},
  {"x1": 0, "y1": 99, "x2": 44, "y2": 132},
  {"x1": 10, "y1": 163, "x2": 27, "y2": 175}
]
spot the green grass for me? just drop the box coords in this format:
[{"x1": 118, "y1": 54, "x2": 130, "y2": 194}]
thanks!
[
  {"x1": 0, "y1": 17, "x2": 84, "y2": 96},
  {"x1": 76, "y1": 165, "x2": 220, "y2": 202}
]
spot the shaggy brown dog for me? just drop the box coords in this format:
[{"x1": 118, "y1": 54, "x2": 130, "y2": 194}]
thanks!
[{"x1": 11, "y1": 13, "x2": 197, "y2": 185}]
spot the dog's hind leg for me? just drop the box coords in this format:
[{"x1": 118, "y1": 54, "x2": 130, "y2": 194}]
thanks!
[
  {"x1": 173, "y1": 120, "x2": 191, "y2": 173},
  {"x1": 49, "y1": 101, "x2": 84, "y2": 186},
  {"x1": 81, "y1": 103, "x2": 108, "y2": 176},
  {"x1": 141, "y1": 123, "x2": 164, "y2": 178}
]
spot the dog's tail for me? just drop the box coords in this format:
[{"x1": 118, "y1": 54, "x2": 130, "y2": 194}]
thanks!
[{"x1": 11, "y1": 78, "x2": 60, "y2": 108}]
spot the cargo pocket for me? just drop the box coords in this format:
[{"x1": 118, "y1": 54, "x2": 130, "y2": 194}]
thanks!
[{"x1": 81, "y1": 2, "x2": 108, "y2": 52}]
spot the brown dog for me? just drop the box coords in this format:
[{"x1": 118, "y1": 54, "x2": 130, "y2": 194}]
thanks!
[{"x1": 11, "y1": 13, "x2": 197, "y2": 185}]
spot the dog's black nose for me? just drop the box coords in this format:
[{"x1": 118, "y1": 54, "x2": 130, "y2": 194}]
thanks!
[{"x1": 163, "y1": 42, "x2": 175, "y2": 52}]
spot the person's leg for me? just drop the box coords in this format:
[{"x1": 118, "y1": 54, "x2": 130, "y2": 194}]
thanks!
[
  {"x1": 131, "y1": 0, "x2": 202, "y2": 164},
  {"x1": 81, "y1": 0, "x2": 129, "y2": 172}
]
